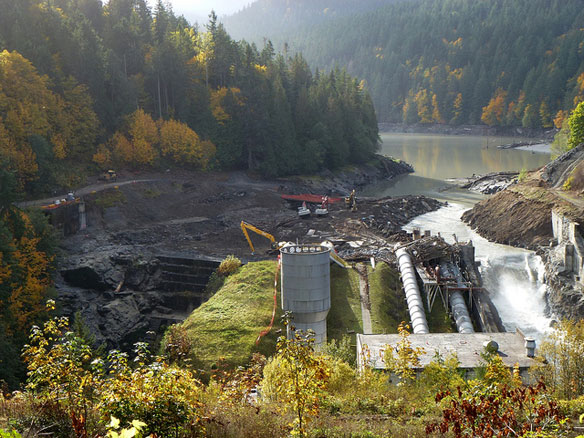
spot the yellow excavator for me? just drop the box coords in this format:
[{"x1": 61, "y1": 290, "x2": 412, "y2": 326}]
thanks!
[
  {"x1": 240, "y1": 221, "x2": 284, "y2": 255},
  {"x1": 240, "y1": 220, "x2": 350, "y2": 268}
]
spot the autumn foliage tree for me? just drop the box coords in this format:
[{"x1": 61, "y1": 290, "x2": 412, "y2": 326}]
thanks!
[
  {"x1": 95, "y1": 109, "x2": 216, "y2": 169},
  {"x1": 261, "y1": 319, "x2": 330, "y2": 437},
  {"x1": 0, "y1": 203, "x2": 56, "y2": 388},
  {"x1": 481, "y1": 89, "x2": 507, "y2": 126},
  {"x1": 383, "y1": 321, "x2": 425, "y2": 384},
  {"x1": 0, "y1": 50, "x2": 99, "y2": 190},
  {"x1": 159, "y1": 118, "x2": 216, "y2": 168}
]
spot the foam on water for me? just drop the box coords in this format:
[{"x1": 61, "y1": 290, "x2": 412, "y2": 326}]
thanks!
[{"x1": 403, "y1": 203, "x2": 552, "y2": 340}]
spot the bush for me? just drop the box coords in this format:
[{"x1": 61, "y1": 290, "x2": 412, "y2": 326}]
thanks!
[
  {"x1": 99, "y1": 345, "x2": 204, "y2": 437},
  {"x1": 162, "y1": 324, "x2": 193, "y2": 366},
  {"x1": 533, "y1": 319, "x2": 584, "y2": 399},
  {"x1": 321, "y1": 335, "x2": 355, "y2": 367},
  {"x1": 217, "y1": 255, "x2": 242, "y2": 276},
  {"x1": 418, "y1": 352, "x2": 465, "y2": 396},
  {"x1": 563, "y1": 175, "x2": 573, "y2": 191}
]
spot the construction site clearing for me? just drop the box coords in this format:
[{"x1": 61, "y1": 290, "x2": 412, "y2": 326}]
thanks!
[{"x1": 43, "y1": 166, "x2": 510, "y2": 350}]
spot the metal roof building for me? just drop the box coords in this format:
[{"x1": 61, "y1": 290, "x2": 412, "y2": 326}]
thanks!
[{"x1": 357, "y1": 332, "x2": 538, "y2": 378}]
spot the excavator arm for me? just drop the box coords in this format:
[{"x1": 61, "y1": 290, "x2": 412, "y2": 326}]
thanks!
[{"x1": 241, "y1": 221, "x2": 277, "y2": 254}]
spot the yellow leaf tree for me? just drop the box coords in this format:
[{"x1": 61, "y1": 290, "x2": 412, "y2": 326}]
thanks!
[
  {"x1": 481, "y1": 89, "x2": 507, "y2": 126},
  {"x1": 108, "y1": 109, "x2": 159, "y2": 166},
  {"x1": 159, "y1": 118, "x2": 216, "y2": 168}
]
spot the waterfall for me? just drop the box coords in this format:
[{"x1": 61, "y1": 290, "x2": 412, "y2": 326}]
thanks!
[{"x1": 404, "y1": 203, "x2": 552, "y2": 340}]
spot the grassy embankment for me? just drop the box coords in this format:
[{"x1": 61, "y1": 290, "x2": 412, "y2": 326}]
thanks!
[{"x1": 181, "y1": 260, "x2": 453, "y2": 370}]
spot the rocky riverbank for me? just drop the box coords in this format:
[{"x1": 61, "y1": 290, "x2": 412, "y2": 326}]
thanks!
[
  {"x1": 378, "y1": 122, "x2": 556, "y2": 140},
  {"x1": 448, "y1": 171, "x2": 519, "y2": 195}
]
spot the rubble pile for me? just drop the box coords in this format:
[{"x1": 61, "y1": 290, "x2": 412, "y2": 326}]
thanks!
[{"x1": 400, "y1": 236, "x2": 454, "y2": 264}]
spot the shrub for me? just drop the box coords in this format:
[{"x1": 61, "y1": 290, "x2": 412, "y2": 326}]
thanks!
[
  {"x1": 321, "y1": 335, "x2": 355, "y2": 367},
  {"x1": 518, "y1": 167, "x2": 528, "y2": 182},
  {"x1": 162, "y1": 324, "x2": 193, "y2": 366},
  {"x1": 99, "y1": 345, "x2": 204, "y2": 437},
  {"x1": 217, "y1": 255, "x2": 242, "y2": 276},
  {"x1": 260, "y1": 326, "x2": 330, "y2": 436},
  {"x1": 427, "y1": 379, "x2": 568, "y2": 437},
  {"x1": 563, "y1": 175, "x2": 573, "y2": 191},
  {"x1": 532, "y1": 319, "x2": 584, "y2": 399},
  {"x1": 22, "y1": 301, "x2": 102, "y2": 437},
  {"x1": 383, "y1": 322, "x2": 425, "y2": 384},
  {"x1": 419, "y1": 352, "x2": 465, "y2": 395}
]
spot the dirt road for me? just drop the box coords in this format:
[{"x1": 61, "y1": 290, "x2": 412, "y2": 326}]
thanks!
[{"x1": 17, "y1": 179, "x2": 156, "y2": 208}]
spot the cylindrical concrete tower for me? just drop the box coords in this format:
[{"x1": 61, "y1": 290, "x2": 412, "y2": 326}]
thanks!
[{"x1": 280, "y1": 244, "x2": 331, "y2": 346}]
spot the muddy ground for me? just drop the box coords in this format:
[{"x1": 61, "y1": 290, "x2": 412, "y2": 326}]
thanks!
[
  {"x1": 54, "y1": 156, "x2": 444, "y2": 348},
  {"x1": 61, "y1": 156, "x2": 427, "y2": 262}
]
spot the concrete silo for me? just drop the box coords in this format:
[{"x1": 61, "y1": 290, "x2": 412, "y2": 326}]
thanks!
[{"x1": 280, "y1": 244, "x2": 331, "y2": 346}]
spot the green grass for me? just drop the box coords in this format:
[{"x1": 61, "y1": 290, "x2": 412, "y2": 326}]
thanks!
[
  {"x1": 368, "y1": 263, "x2": 409, "y2": 334},
  {"x1": 179, "y1": 260, "x2": 454, "y2": 373},
  {"x1": 426, "y1": 298, "x2": 456, "y2": 333},
  {"x1": 328, "y1": 265, "x2": 363, "y2": 340},
  {"x1": 181, "y1": 260, "x2": 283, "y2": 370},
  {"x1": 369, "y1": 263, "x2": 454, "y2": 333}
]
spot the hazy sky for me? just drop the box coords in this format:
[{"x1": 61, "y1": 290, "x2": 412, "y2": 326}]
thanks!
[{"x1": 168, "y1": 0, "x2": 252, "y2": 21}]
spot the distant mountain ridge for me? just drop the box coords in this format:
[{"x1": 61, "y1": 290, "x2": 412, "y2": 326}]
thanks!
[
  {"x1": 224, "y1": 0, "x2": 584, "y2": 127},
  {"x1": 223, "y1": 0, "x2": 390, "y2": 42}
]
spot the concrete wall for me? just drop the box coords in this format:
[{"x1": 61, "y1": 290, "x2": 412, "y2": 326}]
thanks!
[{"x1": 552, "y1": 210, "x2": 584, "y2": 283}]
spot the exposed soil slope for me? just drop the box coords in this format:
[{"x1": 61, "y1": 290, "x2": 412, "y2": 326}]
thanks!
[
  {"x1": 462, "y1": 144, "x2": 584, "y2": 249},
  {"x1": 461, "y1": 190, "x2": 554, "y2": 249}
]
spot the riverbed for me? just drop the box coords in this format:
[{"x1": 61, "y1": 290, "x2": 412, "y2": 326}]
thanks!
[{"x1": 366, "y1": 133, "x2": 553, "y2": 340}]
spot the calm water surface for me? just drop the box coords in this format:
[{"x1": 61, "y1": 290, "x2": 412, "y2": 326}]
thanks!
[{"x1": 363, "y1": 133, "x2": 551, "y2": 205}]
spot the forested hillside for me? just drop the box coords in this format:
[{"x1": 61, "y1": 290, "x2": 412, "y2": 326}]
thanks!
[
  {"x1": 0, "y1": 0, "x2": 380, "y2": 388},
  {"x1": 225, "y1": 0, "x2": 584, "y2": 127},
  {"x1": 0, "y1": 0, "x2": 379, "y2": 196}
]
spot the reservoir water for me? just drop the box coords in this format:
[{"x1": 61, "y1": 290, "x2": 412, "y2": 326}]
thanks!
[{"x1": 365, "y1": 133, "x2": 553, "y2": 339}]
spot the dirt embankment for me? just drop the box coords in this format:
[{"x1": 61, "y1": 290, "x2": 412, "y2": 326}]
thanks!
[
  {"x1": 461, "y1": 145, "x2": 584, "y2": 320},
  {"x1": 461, "y1": 190, "x2": 554, "y2": 249},
  {"x1": 462, "y1": 144, "x2": 584, "y2": 250}
]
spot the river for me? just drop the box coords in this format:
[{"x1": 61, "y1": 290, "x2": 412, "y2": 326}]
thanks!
[{"x1": 365, "y1": 133, "x2": 553, "y2": 340}]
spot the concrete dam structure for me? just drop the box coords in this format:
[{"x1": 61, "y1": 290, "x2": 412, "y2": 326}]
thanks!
[{"x1": 280, "y1": 244, "x2": 331, "y2": 346}]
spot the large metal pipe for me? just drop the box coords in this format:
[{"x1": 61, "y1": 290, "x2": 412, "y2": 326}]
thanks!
[
  {"x1": 396, "y1": 248, "x2": 429, "y2": 334},
  {"x1": 440, "y1": 261, "x2": 475, "y2": 334},
  {"x1": 450, "y1": 291, "x2": 475, "y2": 333}
]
